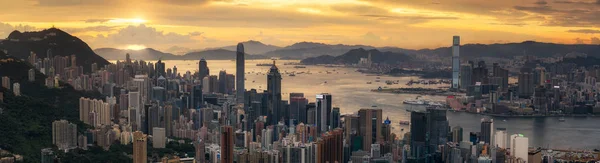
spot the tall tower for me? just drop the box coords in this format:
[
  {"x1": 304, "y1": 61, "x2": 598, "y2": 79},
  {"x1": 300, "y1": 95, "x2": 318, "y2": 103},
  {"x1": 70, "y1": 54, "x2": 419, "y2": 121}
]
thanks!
[
  {"x1": 236, "y1": 43, "x2": 245, "y2": 105},
  {"x1": 267, "y1": 60, "x2": 282, "y2": 125},
  {"x1": 452, "y1": 36, "x2": 460, "y2": 90}
]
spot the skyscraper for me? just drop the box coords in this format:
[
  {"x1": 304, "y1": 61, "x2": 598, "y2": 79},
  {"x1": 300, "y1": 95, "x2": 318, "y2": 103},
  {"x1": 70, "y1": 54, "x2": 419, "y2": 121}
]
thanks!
[
  {"x1": 409, "y1": 107, "x2": 449, "y2": 162},
  {"x1": 155, "y1": 59, "x2": 166, "y2": 78},
  {"x1": 480, "y1": 119, "x2": 494, "y2": 144},
  {"x1": 221, "y1": 126, "x2": 234, "y2": 163},
  {"x1": 495, "y1": 128, "x2": 507, "y2": 149},
  {"x1": 1, "y1": 76, "x2": 9, "y2": 89},
  {"x1": 198, "y1": 58, "x2": 209, "y2": 80},
  {"x1": 316, "y1": 93, "x2": 332, "y2": 133},
  {"x1": 219, "y1": 70, "x2": 227, "y2": 94},
  {"x1": 12, "y1": 83, "x2": 20, "y2": 96},
  {"x1": 236, "y1": 43, "x2": 245, "y2": 105},
  {"x1": 267, "y1": 60, "x2": 282, "y2": 125},
  {"x1": 289, "y1": 95, "x2": 308, "y2": 124},
  {"x1": 195, "y1": 136, "x2": 206, "y2": 163},
  {"x1": 510, "y1": 134, "x2": 528, "y2": 161},
  {"x1": 518, "y1": 69, "x2": 534, "y2": 98},
  {"x1": 52, "y1": 120, "x2": 77, "y2": 150},
  {"x1": 133, "y1": 131, "x2": 147, "y2": 163},
  {"x1": 452, "y1": 36, "x2": 460, "y2": 90},
  {"x1": 28, "y1": 69, "x2": 35, "y2": 82},
  {"x1": 460, "y1": 64, "x2": 472, "y2": 89},
  {"x1": 358, "y1": 108, "x2": 382, "y2": 151}
]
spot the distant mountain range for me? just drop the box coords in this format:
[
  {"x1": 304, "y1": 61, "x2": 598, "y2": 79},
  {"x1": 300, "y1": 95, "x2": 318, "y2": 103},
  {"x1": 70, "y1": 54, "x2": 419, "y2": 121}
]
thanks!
[
  {"x1": 95, "y1": 48, "x2": 268, "y2": 60},
  {"x1": 412, "y1": 41, "x2": 600, "y2": 59},
  {"x1": 206, "y1": 40, "x2": 280, "y2": 55},
  {"x1": 94, "y1": 48, "x2": 177, "y2": 60},
  {"x1": 300, "y1": 48, "x2": 413, "y2": 65},
  {"x1": 0, "y1": 28, "x2": 109, "y2": 72},
  {"x1": 263, "y1": 42, "x2": 377, "y2": 59}
]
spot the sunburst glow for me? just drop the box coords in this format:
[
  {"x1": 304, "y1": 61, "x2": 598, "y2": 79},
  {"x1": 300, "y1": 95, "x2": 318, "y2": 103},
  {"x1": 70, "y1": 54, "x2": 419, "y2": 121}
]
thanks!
[
  {"x1": 108, "y1": 18, "x2": 147, "y2": 24},
  {"x1": 125, "y1": 44, "x2": 146, "y2": 50}
]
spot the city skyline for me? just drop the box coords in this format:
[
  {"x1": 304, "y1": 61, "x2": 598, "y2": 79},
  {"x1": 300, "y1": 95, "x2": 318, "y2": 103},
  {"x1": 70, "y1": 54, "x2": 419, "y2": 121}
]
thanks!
[{"x1": 0, "y1": 0, "x2": 599, "y2": 51}]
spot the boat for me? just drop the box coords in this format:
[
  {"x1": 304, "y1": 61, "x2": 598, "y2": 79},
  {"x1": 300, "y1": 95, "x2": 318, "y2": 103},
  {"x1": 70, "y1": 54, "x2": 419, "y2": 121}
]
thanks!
[
  {"x1": 256, "y1": 63, "x2": 274, "y2": 66},
  {"x1": 385, "y1": 80, "x2": 394, "y2": 85},
  {"x1": 324, "y1": 81, "x2": 327, "y2": 84},
  {"x1": 294, "y1": 66, "x2": 306, "y2": 68},
  {"x1": 558, "y1": 117, "x2": 565, "y2": 122},
  {"x1": 367, "y1": 82, "x2": 372, "y2": 84},
  {"x1": 399, "y1": 121, "x2": 410, "y2": 125},
  {"x1": 289, "y1": 73, "x2": 296, "y2": 76},
  {"x1": 372, "y1": 105, "x2": 377, "y2": 107},
  {"x1": 403, "y1": 99, "x2": 425, "y2": 105}
]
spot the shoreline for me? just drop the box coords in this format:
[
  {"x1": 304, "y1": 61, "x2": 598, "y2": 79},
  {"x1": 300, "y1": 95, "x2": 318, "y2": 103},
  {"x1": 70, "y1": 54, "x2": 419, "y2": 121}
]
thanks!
[
  {"x1": 371, "y1": 88, "x2": 457, "y2": 96},
  {"x1": 449, "y1": 109, "x2": 598, "y2": 118}
]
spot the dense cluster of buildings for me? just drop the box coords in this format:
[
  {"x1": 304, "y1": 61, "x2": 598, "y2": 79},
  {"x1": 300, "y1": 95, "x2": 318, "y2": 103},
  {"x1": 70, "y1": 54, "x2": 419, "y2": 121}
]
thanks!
[
  {"x1": 1, "y1": 34, "x2": 598, "y2": 163},
  {"x1": 448, "y1": 37, "x2": 600, "y2": 117},
  {"x1": 33, "y1": 43, "x2": 408, "y2": 162}
]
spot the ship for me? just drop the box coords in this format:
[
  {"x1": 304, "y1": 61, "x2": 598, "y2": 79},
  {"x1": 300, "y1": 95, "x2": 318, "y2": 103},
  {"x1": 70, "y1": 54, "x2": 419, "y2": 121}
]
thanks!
[
  {"x1": 256, "y1": 63, "x2": 274, "y2": 66},
  {"x1": 403, "y1": 99, "x2": 425, "y2": 105},
  {"x1": 399, "y1": 121, "x2": 410, "y2": 125},
  {"x1": 294, "y1": 66, "x2": 306, "y2": 68}
]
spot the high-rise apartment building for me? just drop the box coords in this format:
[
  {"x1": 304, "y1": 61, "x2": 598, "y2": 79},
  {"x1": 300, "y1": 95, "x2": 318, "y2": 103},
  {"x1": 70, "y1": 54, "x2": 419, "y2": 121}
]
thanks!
[
  {"x1": 1, "y1": 76, "x2": 9, "y2": 89},
  {"x1": 221, "y1": 126, "x2": 234, "y2": 163},
  {"x1": 52, "y1": 120, "x2": 77, "y2": 150}
]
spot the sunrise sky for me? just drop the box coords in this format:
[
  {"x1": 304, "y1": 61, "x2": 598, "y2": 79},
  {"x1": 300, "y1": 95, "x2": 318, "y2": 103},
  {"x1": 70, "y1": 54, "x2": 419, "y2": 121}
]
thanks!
[{"x1": 0, "y1": 0, "x2": 599, "y2": 52}]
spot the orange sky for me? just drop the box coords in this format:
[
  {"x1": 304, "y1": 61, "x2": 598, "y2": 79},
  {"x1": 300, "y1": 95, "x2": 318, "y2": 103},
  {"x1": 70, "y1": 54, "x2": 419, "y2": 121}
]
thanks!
[{"x1": 0, "y1": 0, "x2": 599, "y2": 52}]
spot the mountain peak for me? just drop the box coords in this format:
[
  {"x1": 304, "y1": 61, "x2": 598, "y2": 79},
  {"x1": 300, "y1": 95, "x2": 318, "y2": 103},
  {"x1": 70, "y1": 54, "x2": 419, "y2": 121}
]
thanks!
[{"x1": 0, "y1": 28, "x2": 108, "y2": 72}]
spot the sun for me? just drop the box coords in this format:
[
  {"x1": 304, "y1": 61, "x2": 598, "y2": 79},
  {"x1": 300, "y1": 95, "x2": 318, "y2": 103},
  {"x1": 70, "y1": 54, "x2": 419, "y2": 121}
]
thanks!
[{"x1": 125, "y1": 44, "x2": 146, "y2": 50}]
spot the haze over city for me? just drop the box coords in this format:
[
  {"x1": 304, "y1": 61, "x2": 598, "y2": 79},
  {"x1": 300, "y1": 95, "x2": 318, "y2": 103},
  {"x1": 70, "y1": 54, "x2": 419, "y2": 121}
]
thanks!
[{"x1": 0, "y1": 0, "x2": 599, "y2": 51}]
